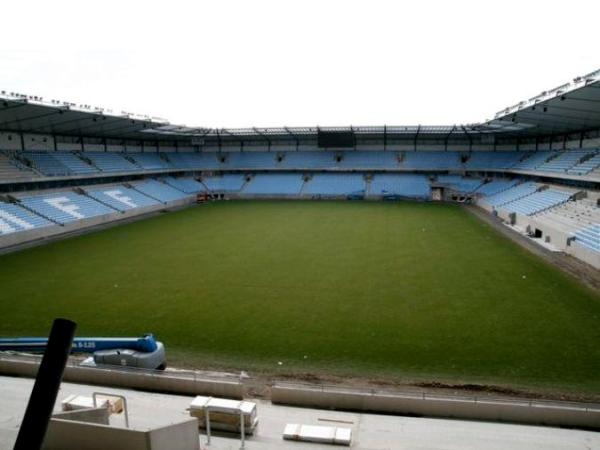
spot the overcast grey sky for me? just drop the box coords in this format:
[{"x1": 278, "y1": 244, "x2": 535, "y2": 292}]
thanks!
[{"x1": 1, "y1": 0, "x2": 599, "y2": 128}]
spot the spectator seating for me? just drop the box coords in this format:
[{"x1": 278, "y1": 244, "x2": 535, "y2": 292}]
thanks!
[
  {"x1": 0, "y1": 201, "x2": 53, "y2": 235},
  {"x1": 567, "y1": 151, "x2": 600, "y2": 175},
  {"x1": 224, "y1": 152, "x2": 277, "y2": 169},
  {"x1": 162, "y1": 176, "x2": 205, "y2": 194},
  {"x1": 84, "y1": 152, "x2": 141, "y2": 172},
  {"x1": 131, "y1": 179, "x2": 190, "y2": 203},
  {"x1": 337, "y1": 152, "x2": 400, "y2": 168},
  {"x1": 53, "y1": 152, "x2": 98, "y2": 174},
  {"x1": 19, "y1": 191, "x2": 115, "y2": 224},
  {"x1": 128, "y1": 153, "x2": 172, "y2": 170},
  {"x1": 537, "y1": 150, "x2": 594, "y2": 173},
  {"x1": 278, "y1": 152, "x2": 336, "y2": 169},
  {"x1": 165, "y1": 152, "x2": 212, "y2": 169},
  {"x1": 436, "y1": 175, "x2": 483, "y2": 193},
  {"x1": 23, "y1": 152, "x2": 72, "y2": 176},
  {"x1": 85, "y1": 185, "x2": 160, "y2": 212},
  {"x1": 473, "y1": 179, "x2": 519, "y2": 197},
  {"x1": 401, "y1": 151, "x2": 461, "y2": 170},
  {"x1": 464, "y1": 151, "x2": 525, "y2": 170},
  {"x1": 243, "y1": 174, "x2": 304, "y2": 194},
  {"x1": 0, "y1": 153, "x2": 36, "y2": 181},
  {"x1": 370, "y1": 174, "x2": 430, "y2": 198},
  {"x1": 201, "y1": 174, "x2": 246, "y2": 192},
  {"x1": 484, "y1": 182, "x2": 539, "y2": 208},
  {"x1": 500, "y1": 188, "x2": 572, "y2": 216},
  {"x1": 304, "y1": 174, "x2": 365, "y2": 195},
  {"x1": 574, "y1": 224, "x2": 600, "y2": 253},
  {"x1": 512, "y1": 151, "x2": 558, "y2": 171}
]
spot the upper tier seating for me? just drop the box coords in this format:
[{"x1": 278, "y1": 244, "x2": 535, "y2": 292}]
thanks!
[
  {"x1": 53, "y1": 152, "x2": 98, "y2": 174},
  {"x1": 85, "y1": 185, "x2": 160, "y2": 212},
  {"x1": 567, "y1": 151, "x2": 600, "y2": 175},
  {"x1": 278, "y1": 152, "x2": 337, "y2": 169},
  {"x1": 0, "y1": 201, "x2": 52, "y2": 235},
  {"x1": 537, "y1": 150, "x2": 594, "y2": 173},
  {"x1": 370, "y1": 174, "x2": 430, "y2": 198},
  {"x1": 463, "y1": 151, "x2": 525, "y2": 170},
  {"x1": 242, "y1": 174, "x2": 304, "y2": 194},
  {"x1": 131, "y1": 179, "x2": 190, "y2": 203},
  {"x1": 201, "y1": 174, "x2": 246, "y2": 192},
  {"x1": 0, "y1": 153, "x2": 37, "y2": 181},
  {"x1": 165, "y1": 152, "x2": 216, "y2": 169},
  {"x1": 500, "y1": 188, "x2": 572, "y2": 216},
  {"x1": 512, "y1": 151, "x2": 559, "y2": 171},
  {"x1": 84, "y1": 152, "x2": 141, "y2": 172},
  {"x1": 304, "y1": 174, "x2": 365, "y2": 195},
  {"x1": 224, "y1": 152, "x2": 277, "y2": 169},
  {"x1": 474, "y1": 179, "x2": 519, "y2": 197},
  {"x1": 161, "y1": 176, "x2": 205, "y2": 194},
  {"x1": 128, "y1": 153, "x2": 172, "y2": 170},
  {"x1": 23, "y1": 152, "x2": 72, "y2": 176},
  {"x1": 574, "y1": 224, "x2": 600, "y2": 253},
  {"x1": 401, "y1": 151, "x2": 461, "y2": 170},
  {"x1": 19, "y1": 191, "x2": 115, "y2": 224},
  {"x1": 484, "y1": 182, "x2": 539, "y2": 208},
  {"x1": 436, "y1": 175, "x2": 483, "y2": 193},
  {"x1": 336, "y1": 152, "x2": 400, "y2": 169}
]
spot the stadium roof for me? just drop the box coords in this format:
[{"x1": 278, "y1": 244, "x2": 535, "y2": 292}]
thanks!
[{"x1": 1, "y1": 68, "x2": 599, "y2": 144}]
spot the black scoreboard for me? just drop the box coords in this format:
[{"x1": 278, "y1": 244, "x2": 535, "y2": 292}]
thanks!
[{"x1": 317, "y1": 130, "x2": 355, "y2": 148}]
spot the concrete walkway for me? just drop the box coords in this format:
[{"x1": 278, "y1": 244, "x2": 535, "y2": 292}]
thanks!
[{"x1": 1, "y1": 375, "x2": 599, "y2": 449}]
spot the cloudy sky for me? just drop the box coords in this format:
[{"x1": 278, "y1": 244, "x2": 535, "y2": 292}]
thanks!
[{"x1": 1, "y1": 0, "x2": 598, "y2": 128}]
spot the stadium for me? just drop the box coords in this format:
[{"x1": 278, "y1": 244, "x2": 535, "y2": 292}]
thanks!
[{"x1": 1, "y1": 3, "x2": 600, "y2": 443}]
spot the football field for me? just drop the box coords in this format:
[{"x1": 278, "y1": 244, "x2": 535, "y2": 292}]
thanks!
[{"x1": 1, "y1": 200, "x2": 599, "y2": 396}]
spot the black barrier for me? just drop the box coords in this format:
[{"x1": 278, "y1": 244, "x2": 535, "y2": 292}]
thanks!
[{"x1": 13, "y1": 318, "x2": 76, "y2": 450}]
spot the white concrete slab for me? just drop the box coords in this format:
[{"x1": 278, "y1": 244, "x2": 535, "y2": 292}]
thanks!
[{"x1": 0, "y1": 375, "x2": 598, "y2": 450}]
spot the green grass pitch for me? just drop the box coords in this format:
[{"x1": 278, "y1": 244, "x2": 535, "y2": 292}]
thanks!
[{"x1": 1, "y1": 200, "x2": 599, "y2": 395}]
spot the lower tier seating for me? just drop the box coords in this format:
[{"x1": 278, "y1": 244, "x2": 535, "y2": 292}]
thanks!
[
  {"x1": 369, "y1": 174, "x2": 430, "y2": 198},
  {"x1": 19, "y1": 191, "x2": 115, "y2": 224},
  {"x1": 0, "y1": 202, "x2": 53, "y2": 235},
  {"x1": 85, "y1": 186, "x2": 160, "y2": 212},
  {"x1": 131, "y1": 179, "x2": 190, "y2": 203}
]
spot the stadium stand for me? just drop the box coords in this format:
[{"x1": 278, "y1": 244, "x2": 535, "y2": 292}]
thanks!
[
  {"x1": 0, "y1": 201, "x2": 53, "y2": 235},
  {"x1": 225, "y1": 152, "x2": 277, "y2": 169},
  {"x1": 567, "y1": 151, "x2": 600, "y2": 175},
  {"x1": 0, "y1": 152, "x2": 37, "y2": 180},
  {"x1": 161, "y1": 176, "x2": 205, "y2": 194},
  {"x1": 473, "y1": 179, "x2": 519, "y2": 197},
  {"x1": 436, "y1": 175, "x2": 483, "y2": 193},
  {"x1": 131, "y1": 179, "x2": 191, "y2": 203},
  {"x1": 512, "y1": 151, "x2": 559, "y2": 171},
  {"x1": 84, "y1": 152, "x2": 141, "y2": 172},
  {"x1": 19, "y1": 191, "x2": 115, "y2": 224},
  {"x1": 536, "y1": 150, "x2": 594, "y2": 173},
  {"x1": 500, "y1": 188, "x2": 572, "y2": 216},
  {"x1": 401, "y1": 151, "x2": 461, "y2": 170},
  {"x1": 23, "y1": 152, "x2": 72, "y2": 176},
  {"x1": 127, "y1": 153, "x2": 172, "y2": 170},
  {"x1": 242, "y1": 174, "x2": 304, "y2": 194},
  {"x1": 483, "y1": 182, "x2": 539, "y2": 208},
  {"x1": 337, "y1": 152, "x2": 400, "y2": 168},
  {"x1": 369, "y1": 174, "x2": 430, "y2": 198},
  {"x1": 164, "y1": 152, "x2": 210, "y2": 169},
  {"x1": 278, "y1": 151, "x2": 336, "y2": 169},
  {"x1": 464, "y1": 151, "x2": 525, "y2": 170},
  {"x1": 52, "y1": 152, "x2": 98, "y2": 174},
  {"x1": 304, "y1": 174, "x2": 365, "y2": 195},
  {"x1": 201, "y1": 174, "x2": 246, "y2": 192},
  {"x1": 85, "y1": 185, "x2": 160, "y2": 212},
  {"x1": 574, "y1": 224, "x2": 600, "y2": 253}
]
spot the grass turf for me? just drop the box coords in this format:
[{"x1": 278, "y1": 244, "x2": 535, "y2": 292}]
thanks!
[{"x1": 1, "y1": 200, "x2": 599, "y2": 395}]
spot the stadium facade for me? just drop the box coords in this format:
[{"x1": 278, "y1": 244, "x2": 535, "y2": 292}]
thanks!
[{"x1": 0, "y1": 69, "x2": 599, "y2": 268}]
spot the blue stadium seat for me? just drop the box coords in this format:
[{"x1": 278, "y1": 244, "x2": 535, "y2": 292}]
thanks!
[
  {"x1": 84, "y1": 152, "x2": 141, "y2": 172},
  {"x1": 201, "y1": 174, "x2": 246, "y2": 192},
  {"x1": 370, "y1": 174, "x2": 430, "y2": 198},
  {"x1": 242, "y1": 174, "x2": 304, "y2": 194},
  {"x1": 161, "y1": 176, "x2": 205, "y2": 194},
  {"x1": 484, "y1": 182, "x2": 538, "y2": 208},
  {"x1": 128, "y1": 153, "x2": 173, "y2": 170},
  {"x1": 304, "y1": 174, "x2": 365, "y2": 195},
  {"x1": 401, "y1": 151, "x2": 461, "y2": 170},
  {"x1": 574, "y1": 223, "x2": 600, "y2": 253},
  {"x1": 0, "y1": 202, "x2": 53, "y2": 235},
  {"x1": 501, "y1": 188, "x2": 572, "y2": 216},
  {"x1": 85, "y1": 186, "x2": 160, "y2": 212},
  {"x1": 131, "y1": 179, "x2": 190, "y2": 203},
  {"x1": 474, "y1": 179, "x2": 519, "y2": 197},
  {"x1": 436, "y1": 175, "x2": 483, "y2": 193},
  {"x1": 464, "y1": 151, "x2": 525, "y2": 170},
  {"x1": 19, "y1": 191, "x2": 116, "y2": 224},
  {"x1": 23, "y1": 152, "x2": 72, "y2": 176},
  {"x1": 53, "y1": 152, "x2": 98, "y2": 174}
]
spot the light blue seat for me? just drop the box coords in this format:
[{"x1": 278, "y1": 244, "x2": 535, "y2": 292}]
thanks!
[
  {"x1": 242, "y1": 174, "x2": 304, "y2": 194},
  {"x1": 402, "y1": 151, "x2": 461, "y2": 170},
  {"x1": 202, "y1": 174, "x2": 246, "y2": 192},
  {"x1": 86, "y1": 186, "x2": 160, "y2": 211},
  {"x1": 278, "y1": 152, "x2": 336, "y2": 169},
  {"x1": 436, "y1": 175, "x2": 483, "y2": 193},
  {"x1": 19, "y1": 191, "x2": 116, "y2": 224},
  {"x1": 23, "y1": 152, "x2": 72, "y2": 176},
  {"x1": 224, "y1": 152, "x2": 276, "y2": 169},
  {"x1": 485, "y1": 182, "x2": 538, "y2": 207},
  {"x1": 512, "y1": 151, "x2": 559, "y2": 171},
  {"x1": 0, "y1": 202, "x2": 52, "y2": 235},
  {"x1": 128, "y1": 153, "x2": 173, "y2": 170},
  {"x1": 537, "y1": 150, "x2": 594, "y2": 173},
  {"x1": 131, "y1": 179, "x2": 189, "y2": 203},
  {"x1": 304, "y1": 174, "x2": 365, "y2": 195},
  {"x1": 464, "y1": 151, "x2": 525, "y2": 170},
  {"x1": 474, "y1": 180, "x2": 519, "y2": 196},
  {"x1": 84, "y1": 152, "x2": 141, "y2": 172},
  {"x1": 162, "y1": 176, "x2": 205, "y2": 194},
  {"x1": 567, "y1": 151, "x2": 600, "y2": 175},
  {"x1": 370, "y1": 174, "x2": 430, "y2": 198},
  {"x1": 53, "y1": 152, "x2": 98, "y2": 174},
  {"x1": 502, "y1": 189, "x2": 572, "y2": 215},
  {"x1": 337, "y1": 152, "x2": 399, "y2": 169},
  {"x1": 574, "y1": 224, "x2": 600, "y2": 252}
]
